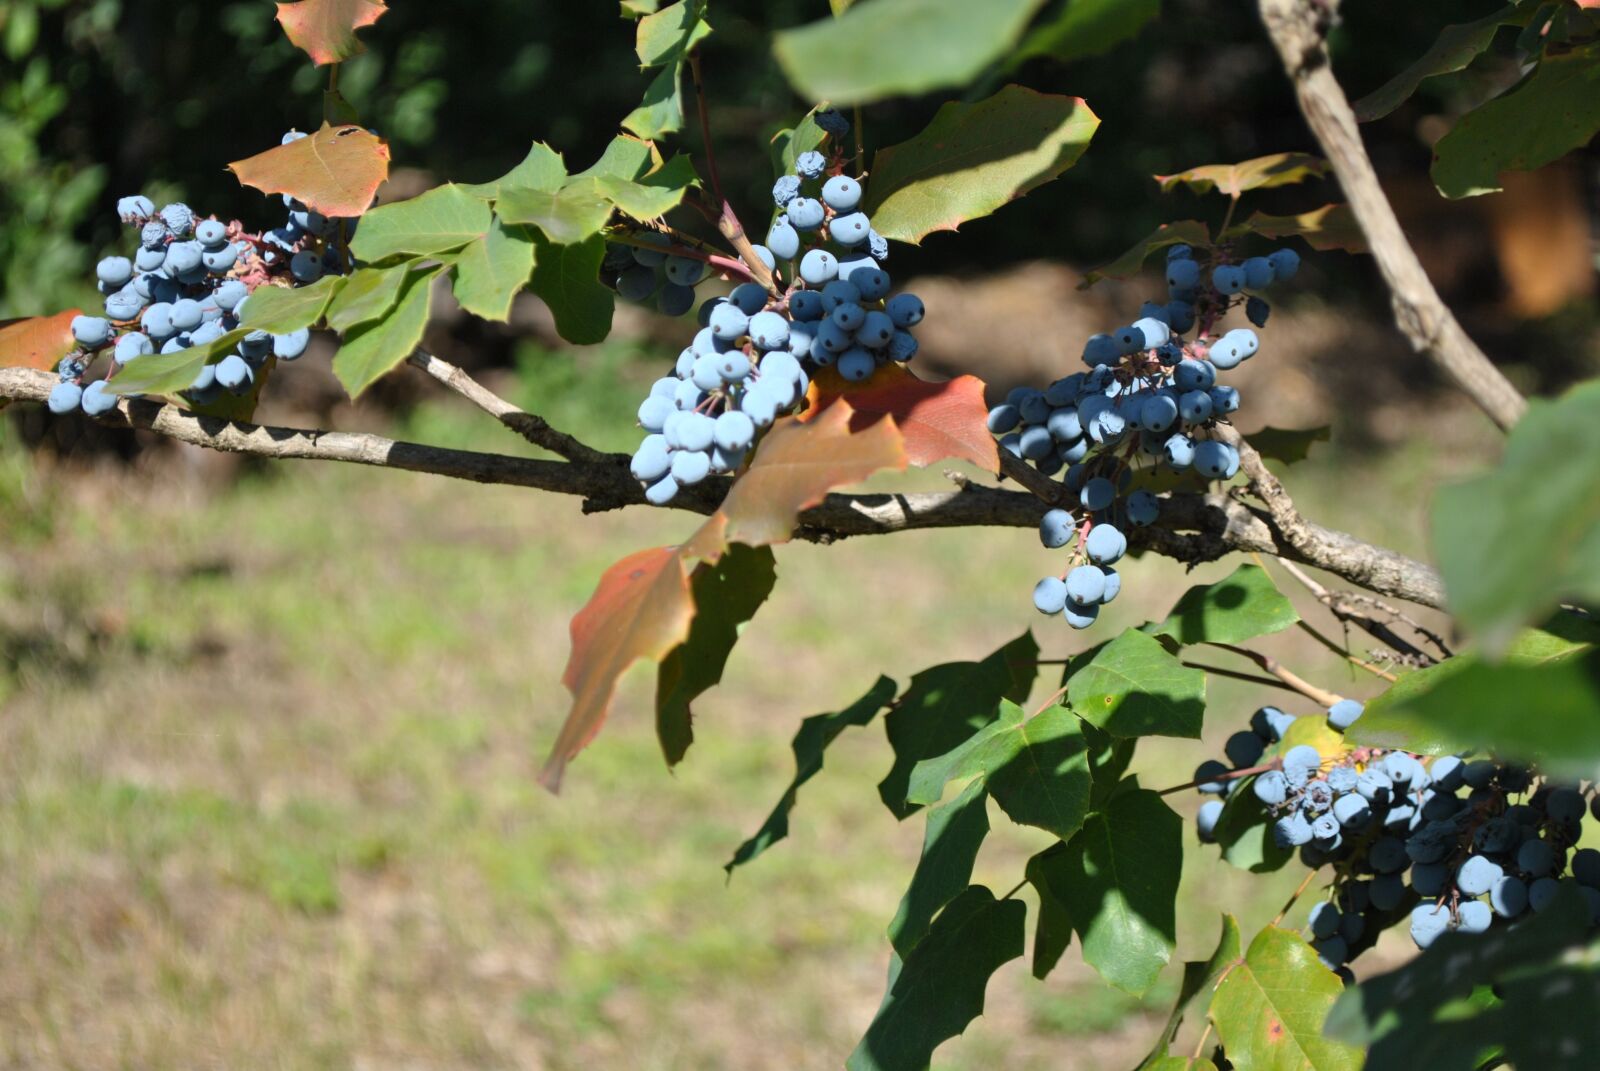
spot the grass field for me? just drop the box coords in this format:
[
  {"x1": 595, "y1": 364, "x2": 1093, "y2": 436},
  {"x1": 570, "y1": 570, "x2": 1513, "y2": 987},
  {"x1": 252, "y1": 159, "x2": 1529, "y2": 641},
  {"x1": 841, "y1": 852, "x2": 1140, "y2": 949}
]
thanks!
[{"x1": 0, "y1": 339, "x2": 1493, "y2": 1070}]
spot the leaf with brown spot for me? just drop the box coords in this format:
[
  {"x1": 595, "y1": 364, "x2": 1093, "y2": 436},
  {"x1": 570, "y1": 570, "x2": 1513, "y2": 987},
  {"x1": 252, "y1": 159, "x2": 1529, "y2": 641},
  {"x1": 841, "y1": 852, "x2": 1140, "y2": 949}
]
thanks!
[
  {"x1": 804, "y1": 364, "x2": 998, "y2": 473},
  {"x1": 1227, "y1": 204, "x2": 1368, "y2": 254},
  {"x1": 1156, "y1": 153, "x2": 1330, "y2": 197},
  {"x1": 1210, "y1": 925, "x2": 1363, "y2": 1071},
  {"x1": 720, "y1": 401, "x2": 909, "y2": 547},
  {"x1": 229, "y1": 122, "x2": 390, "y2": 219},
  {"x1": 274, "y1": 0, "x2": 388, "y2": 65},
  {"x1": 0, "y1": 311, "x2": 81, "y2": 371}
]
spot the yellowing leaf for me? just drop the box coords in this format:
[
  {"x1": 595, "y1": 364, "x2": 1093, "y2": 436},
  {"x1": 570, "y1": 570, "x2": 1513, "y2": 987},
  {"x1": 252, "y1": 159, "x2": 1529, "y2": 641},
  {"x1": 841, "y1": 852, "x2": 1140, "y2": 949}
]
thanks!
[
  {"x1": 0, "y1": 311, "x2": 82, "y2": 371},
  {"x1": 1228, "y1": 204, "x2": 1368, "y2": 254},
  {"x1": 274, "y1": 0, "x2": 388, "y2": 66},
  {"x1": 229, "y1": 122, "x2": 390, "y2": 220},
  {"x1": 806, "y1": 364, "x2": 998, "y2": 473},
  {"x1": 1156, "y1": 153, "x2": 1330, "y2": 197}
]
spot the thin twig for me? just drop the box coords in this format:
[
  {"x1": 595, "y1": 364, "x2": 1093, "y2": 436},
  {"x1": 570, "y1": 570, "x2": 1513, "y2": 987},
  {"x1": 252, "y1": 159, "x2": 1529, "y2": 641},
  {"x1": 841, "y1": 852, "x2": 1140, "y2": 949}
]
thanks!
[
  {"x1": 1294, "y1": 620, "x2": 1399, "y2": 683},
  {"x1": 406, "y1": 351, "x2": 606, "y2": 465},
  {"x1": 605, "y1": 230, "x2": 758, "y2": 284},
  {"x1": 1272, "y1": 868, "x2": 1322, "y2": 929},
  {"x1": 1180, "y1": 660, "x2": 1310, "y2": 695},
  {"x1": 1192, "y1": 1022, "x2": 1215, "y2": 1062},
  {"x1": 1277, "y1": 557, "x2": 1451, "y2": 661},
  {"x1": 1157, "y1": 759, "x2": 1281, "y2": 797},
  {"x1": 1206, "y1": 642, "x2": 1343, "y2": 708},
  {"x1": 687, "y1": 51, "x2": 776, "y2": 292}
]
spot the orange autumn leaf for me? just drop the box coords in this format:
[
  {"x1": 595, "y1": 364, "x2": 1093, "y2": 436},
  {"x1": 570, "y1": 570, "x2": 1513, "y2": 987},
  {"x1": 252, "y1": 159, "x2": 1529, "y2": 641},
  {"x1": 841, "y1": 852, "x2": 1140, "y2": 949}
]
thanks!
[
  {"x1": 540, "y1": 545, "x2": 698, "y2": 792},
  {"x1": 720, "y1": 400, "x2": 908, "y2": 547},
  {"x1": 0, "y1": 311, "x2": 82, "y2": 371},
  {"x1": 274, "y1": 0, "x2": 388, "y2": 66},
  {"x1": 805, "y1": 363, "x2": 998, "y2": 473},
  {"x1": 229, "y1": 122, "x2": 390, "y2": 219}
]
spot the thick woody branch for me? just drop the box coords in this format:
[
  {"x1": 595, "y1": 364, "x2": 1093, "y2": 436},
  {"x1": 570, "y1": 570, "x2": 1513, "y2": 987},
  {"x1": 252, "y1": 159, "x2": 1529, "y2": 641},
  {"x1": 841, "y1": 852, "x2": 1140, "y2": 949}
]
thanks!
[
  {"x1": 0, "y1": 366, "x2": 1445, "y2": 610},
  {"x1": 1255, "y1": 0, "x2": 1528, "y2": 432}
]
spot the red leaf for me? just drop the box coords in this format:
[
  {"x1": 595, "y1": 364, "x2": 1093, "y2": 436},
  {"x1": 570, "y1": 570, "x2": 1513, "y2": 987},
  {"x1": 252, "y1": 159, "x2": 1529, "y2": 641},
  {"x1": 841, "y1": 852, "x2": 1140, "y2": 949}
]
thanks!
[
  {"x1": 721, "y1": 401, "x2": 909, "y2": 547},
  {"x1": 274, "y1": 0, "x2": 388, "y2": 66},
  {"x1": 0, "y1": 311, "x2": 82, "y2": 371},
  {"x1": 228, "y1": 122, "x2": 390, "y2": 219},
  {"x1": 806, "y1": 364, "x2": 999, "y2": 473},
  {"x1": 540, "y1": 545, "x2": 698, "y2": 792}
]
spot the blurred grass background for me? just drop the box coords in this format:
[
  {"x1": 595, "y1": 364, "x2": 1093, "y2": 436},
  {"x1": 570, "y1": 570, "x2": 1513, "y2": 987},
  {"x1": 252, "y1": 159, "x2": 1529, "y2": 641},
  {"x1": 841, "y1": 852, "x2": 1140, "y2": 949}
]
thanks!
[{"x1": 2, "y1": 0, "x2": 1598, "y2": 1067}]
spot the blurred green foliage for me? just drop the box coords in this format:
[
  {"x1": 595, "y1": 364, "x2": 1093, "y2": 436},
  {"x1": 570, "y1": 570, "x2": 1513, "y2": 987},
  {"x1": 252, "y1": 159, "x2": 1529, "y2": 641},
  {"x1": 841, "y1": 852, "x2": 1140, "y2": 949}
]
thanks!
[{"x1": 0, "y1": 0, "x2": 1515, "y2": 319}]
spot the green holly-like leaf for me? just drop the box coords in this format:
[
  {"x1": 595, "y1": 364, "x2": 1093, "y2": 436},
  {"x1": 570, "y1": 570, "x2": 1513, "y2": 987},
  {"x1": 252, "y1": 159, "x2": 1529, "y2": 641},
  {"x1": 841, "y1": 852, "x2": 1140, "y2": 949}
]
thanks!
[
  {"x1": 1156, "y1": 153, "x2": 1330, "y2": 197},
  {"x1": 331, "y1": 264, "x2": 440, "y2": 397},
  {"x1": 774, "y1": 0, "x2": 1049, "y2": 107},
  {"x1": 105, "y1": 328, "x2": 246, "y2": 398},
  {"x1": 1432, "y1": 377, "x2": 1600, "y2": 650},
  {"x1": 1140, "y1": 915, "x2": 1242, "y2": 1067},
  {"x1": 1211, "y1": 775, "x2": 1294, "y2": 874},
  {"x1": 326, "y1": 264, "x2": 411, "y2": 330},
  {"x1": 461, "y1": 141, "x2": 566, "y2": 199},
  {"x1": 588, "y1": 154, "x2": 700, "y2": 222},
  {"x1": 1080, "y1": 221, "x2": 1212, "y2": 288},
  {"x1": 863, "y1": 85, "x2": 1098, "y2": 246},
  {"x1": 727, "y1": 676, "x2": 898, "y2": 873},
  {"x1": 621, "y1": 0, "x2": 711, "y2": 141},
  {"x1": 769, "y1": 107, "x2": 831, "y2": 183},
  {"x1": 1012, "y1": 0, "x2": 1159, "y2": 66},
  {"x1": 1326, "y1": 887, "x2": 1592, "y2": 1071},
  {"x1": 1150, "y1": 564, "x2": 1299, "y2": 647},
  {"x1": 1433, "y1": 41, "x2": 1600, "y2": 198},
  {"x1": 526, "y1": 232, "x2": 614, "y2": 346},
  {"x1": 847, "y1": 885, "x2": 1026, "y2": 1071},
  {"x1": 1026, "y1": 842, "x2": 1074, "y2": 979},
  {"x1": 1245, "y1": 425, "x2": 1330, "y2": 465},
  {"x1": 878, "y1": 631, "x2": 1038, "y2": 819},
  {"x1": 1211, "y1": 925, "x2": 1363, "y2": 1071},
  {"x1": 888, "y1": 778, "x2": 990, "y2": 956},
  {"x1": 349, "y1": 183, "x2": 492, "y2": 263},
  {"x1": 238, "y1": 275, "x2": 346, "y2": 334},
  {"x1": 906, "y1": 701, "x2": 1093, "y2": 842},
  {"x1": 655, "y1": 545, "x2": 777, "y2": 766},
  {"x1": 498, "y1": 182, "x2": 614, "y2": 246},
  {"x1": 1050, "y1": 785, "x2": 1181, "y2": 995},
  {"x1": 1353, "y1": 4, "x2": 1527, "y2": 122},
  {"x1": 1068, "y1": 628, "x2": 1206, "y2": 739},
  {"x1": 450, "y1": 218, "x2": 537, "y2": 322}
]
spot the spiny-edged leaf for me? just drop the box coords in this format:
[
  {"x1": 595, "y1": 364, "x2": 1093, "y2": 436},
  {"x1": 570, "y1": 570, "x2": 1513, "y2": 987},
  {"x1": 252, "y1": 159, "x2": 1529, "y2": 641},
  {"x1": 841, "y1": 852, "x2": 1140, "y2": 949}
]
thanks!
[
  {"x1": 1211, "y1": 775, "x2": 1294, "y2": 874},
  {"x1": 888, "y1": 778, "x2": 990, "y2": 956},
  {"x1": 847, "y1": 885, "x2": 1026, "y2": 1071},
  {"x1": 1434, "y1": 41, "x2": 1600, "y2": 198},
  {"x1": 907, "y1": 702, "x2": 1093, "y2": 842},
  {"x1": 327, "y1": 264, "x2": 410, "y2": 331},
  {"x1": 105, "y1": 328, "x2": 245, "y2": 398},
  {"x1": 0, "y1": 311, "x2": 81, "y2": 371},
  {"x1": 1157, "y1": 153, "x2": 1330, "y2": 197},
  {"x1": 527, "y1": 232, "x2": 614, "y2": 346},
  {"x1": 718, "y1": 400, "x2": 908, "y2": 548},
  {"x1": 1052, "y1": 786, "x2": 1181, "y2": 994},
  {"x1": 1433, "y1": 377, "x2": 1600, "y2": 650},
  {"x1": 1150, "y1": 564, "x2": 1299, "y2": 647},
  {"x1": 864, "y1": 85, "x2": 1098, "y2": 245},
  {"x1": 1227, "y1": 204, "x2": 1368, "y2": 254},
  {"x1": 775, "y1": 0, "x2": 1048, "y2": 107},
  {"x1": 1211, "y1": 926, "x2": 1363, "y2": 1071},
  {"x1": 331, "y1": 265, "x2": 440, "y2": 398},
  {"x1": 541, "y1": 545, "x2": 696, "y2": 792},
  {"x1": 575, "y1": 134, "x2": 662, "y2": 185},
  {"x1": 725, "y1": 676, "x2": 897, "y2": 873},
  {"x1": 621, "y1": 0, "x2": 711, "y2": 140},
  {"x1": 452, "y1": 218, "x2": 537, "y2": 322},
  {"x1": 1351, "y1": 618, "x2": 1599, "y2": 756},
  {"x1": 229, "y1": 122, "x2": 390, "y2": 220},
  {"x1": 1013, "y1": 0, "x2": 1159, "y2": 66},
  {"x1": 1080, "y1": 220, "x2": 1212, "y2": 288},
  {"x1": 1068, "y1": 628, "x2": 1206, "y2": 739},
  {"x1": 1026, "y1": 843, "x2": 1074, "y2": 979},
  {"x1": 1246, "y1": 425, "x2": 1330, "y2": 465},
  {"x1": 804, "y1": 364, "x2": 998, "y2": 472},
  {"x1": 461, "y1": 141, "x2": 566, "y2": 199},
  {"x1": 655, "y1": 544, "x2": 777, "y2": 765},
  {"x1": 879, "y1": 631, "x2": 1039, "y2": 819},
  {"x1": 239, "y1": 275, "x2": 345, "y2": 334},
  {"x1": 1353, "y1": 3, "x2": 1527, "y2": 123},
  {"x1": 1142, "y1": 915, "x2": 1243, "y2": 1066},
  {"x1": 349, "y1": 183, "x2": 493, "y2": 263},
  {"x1": 1326, "y1": 887, "x2": 1590, "y2": 1067},
  {"x1": 588, "y1": 154, "x2": 700, "y2": 221},
  {"x1": 274, "y1": 0, "x2": 386, "y2": 65},
  {"x1": 498, "y1": 181, "x2": 614, "y2": 245},
  {"x1": 770, "y1": 107, "x2": 830, "y2": 182}
]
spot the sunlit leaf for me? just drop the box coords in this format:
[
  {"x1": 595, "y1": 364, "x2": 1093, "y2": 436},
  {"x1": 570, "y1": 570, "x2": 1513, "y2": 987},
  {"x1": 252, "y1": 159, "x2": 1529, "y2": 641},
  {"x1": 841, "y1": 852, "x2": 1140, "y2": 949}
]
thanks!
[
  {"x1": 0, "y1": 311, "x2": 81, "y2": 371},
  {"x1": 1227, "y1": 203, "x2": 1368, "y2": 254},
  {"x1": 1150, "y1": 564, "x2": 1299, "y2": 647},
  {"x1": 326, "y1": 263, "x2": 411, "y2": 331},
  {"x1": 1157, "y1": 153, "x2": 1330, "y2": 197},
  {"x1": 805, "y1": 364, "x2": 998, "y2": 472},
  {"x1": 621, "y1": 0, "x2": 711, "y2": 140},
  {"x1": 349, "y1": 183, "x2": 493, "y2": 263},
  {"x1": 331, "y1": 265, "x2": 440, "y2": 397},
  {"x1": 274, "y1": 0, "x2": 387, "y2": 65},
  {"x1": 229, "y1": 122, "x2": 390, "y2": 219},
  {"x1": 1140, "y1": 915, "x2": 1242, "y2": 1066},
  {"x1": 1210, "y1": 925, "x2": 1363, "y2": 1071},
  {"x1": 104, "y1": 329, "x2": 246, "y2": 398},
  {"x1": 238, "y1": 275, "x2": 346, "y2": 334},
  {"x1": 1068, "y1": 628, "x2": 1207, "y2": 739}
]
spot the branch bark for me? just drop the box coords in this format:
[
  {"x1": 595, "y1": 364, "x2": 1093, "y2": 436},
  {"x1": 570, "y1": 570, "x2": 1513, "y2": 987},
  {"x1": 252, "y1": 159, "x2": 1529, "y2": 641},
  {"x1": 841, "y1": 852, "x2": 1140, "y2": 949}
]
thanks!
[
  {"x1": 0, "y1": 366, "x2": 1447, "y2": 610},
  {"x1": 1256, "y1": 0, "x2": 1528, "y2": 432}
]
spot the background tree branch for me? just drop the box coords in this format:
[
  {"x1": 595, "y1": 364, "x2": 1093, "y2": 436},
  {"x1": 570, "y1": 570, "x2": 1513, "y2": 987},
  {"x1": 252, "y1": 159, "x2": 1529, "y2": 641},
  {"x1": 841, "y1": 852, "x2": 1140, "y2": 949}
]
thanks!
[{"x1": 1256, "y1": 0, "x2": 1528, "y2": 432}]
